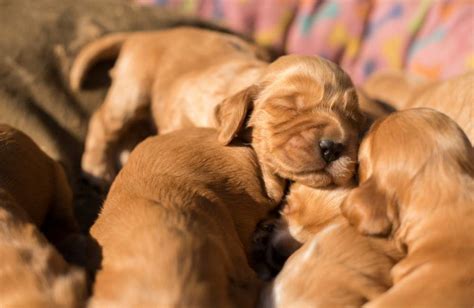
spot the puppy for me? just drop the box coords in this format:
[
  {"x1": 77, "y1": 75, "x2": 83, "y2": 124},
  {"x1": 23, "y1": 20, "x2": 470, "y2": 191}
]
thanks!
[
  {"x1": 363, "y1": 70, "x2": 473, "y2": 142},
  {"x1": 216, "y1": 55, "x2": 364, "y2": 202},
  {"x1": 362, "y1": 70, "x2": 429, "y2": 110},
  {"x1": 258, "y1": 184, "x2": 401, "y2": 308},
  {"x1": 89, "y1": 128, "x2": 276, "y2": 307},
  {"x1": 0, "y1": 124, "x2": 85, "y2": 307},
  {"x1": 342, "y1": 108, "x2": 474, "y2": 307},
  {"x1": 71, "y1": 27, "x2": 269, "y2": 184},
  {"x1": 72, "y1": 27, "x2": 365, "y2": 202}
]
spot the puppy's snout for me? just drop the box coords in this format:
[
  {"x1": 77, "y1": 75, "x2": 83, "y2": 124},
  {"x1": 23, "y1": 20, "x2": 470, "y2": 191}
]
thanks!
[{"x1": 319, "y1": 140, "x2": 344, "y2": 163}]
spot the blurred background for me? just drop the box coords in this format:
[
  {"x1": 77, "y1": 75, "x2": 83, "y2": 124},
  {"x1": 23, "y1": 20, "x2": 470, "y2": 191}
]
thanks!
[{"x1": 133, "y1": 0, "x2": 474, "y2": 85}]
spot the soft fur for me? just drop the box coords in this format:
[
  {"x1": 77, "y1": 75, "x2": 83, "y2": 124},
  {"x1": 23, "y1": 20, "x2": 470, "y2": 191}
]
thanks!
[
  {"x1": 71, "y1": 27, "x2": 269, "y2": 185},
  {"x1": 89, "y1": 128, "x2": 276, "y2": 307},
  {"x1": 363, "y1": 70, "x2": 473, "y2": 142},
  {"x1": 260, "y1": 184, "x2": 401, "y2": 308},
  {"x1": 0, "y1": 124, "x2": 85, "y2": 307},
  {"x1": 342, "y1": 108, "x2": 474, "y2": 307},
  {"x1": 217, "y1": 55, "x2": 364, "y2": 202},
  {"x1": 73, "y1": 28, "x2": 365, "y2": 203}
]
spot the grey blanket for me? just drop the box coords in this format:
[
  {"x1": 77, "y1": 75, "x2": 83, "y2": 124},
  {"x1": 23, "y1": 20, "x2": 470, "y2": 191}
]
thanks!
[{"x1": 0, "y1": 0, "x2": 234, "y2": 231}]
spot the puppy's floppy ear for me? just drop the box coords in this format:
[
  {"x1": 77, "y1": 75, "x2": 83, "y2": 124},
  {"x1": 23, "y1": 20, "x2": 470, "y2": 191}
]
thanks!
[
  {"x1": 214, "y1": 85, "x2": 258, "y2": 145},
  {"x1": 341, "y1": 177, "x2": 392, "y2": 236}
]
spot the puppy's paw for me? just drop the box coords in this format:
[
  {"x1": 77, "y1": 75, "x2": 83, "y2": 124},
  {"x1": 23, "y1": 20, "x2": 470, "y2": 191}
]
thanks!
[{"x1": 81, "y1": 153, "x2": 116, "y2": 188}]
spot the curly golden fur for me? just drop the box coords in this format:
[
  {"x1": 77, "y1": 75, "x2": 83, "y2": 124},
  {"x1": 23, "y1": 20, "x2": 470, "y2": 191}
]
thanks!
[
  {"x1": 216, "y1": 55, "x2": 365, "y2": 201},
  {"x1": 260, "y1": 184, "x2": 401, "y2": 308},
  {"x1": 342, "y1": 108, "x2": 474, "y2": 307}
]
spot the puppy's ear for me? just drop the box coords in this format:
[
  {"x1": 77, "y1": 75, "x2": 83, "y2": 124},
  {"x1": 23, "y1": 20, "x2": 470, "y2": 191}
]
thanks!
[
  {"x1": 341, "y1": 177, "x2": 392, "y2": 236},
  {"x1": 214, "y1": 85, "x2": 258, "y2": 145}
]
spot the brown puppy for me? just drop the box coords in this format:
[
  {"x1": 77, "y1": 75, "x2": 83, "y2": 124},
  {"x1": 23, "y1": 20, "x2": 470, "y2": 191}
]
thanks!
[
  {"x1": 71, "y1": 27, "x2": 269, "y2": 184},
  {"x1": 362, "y1": 70, "x2": 428, "y2": 109},
  {"x1": 363, "y1": 70, "x2": 473, "y2": 142},
  {"x1": 89, "y1": 128, "x2": 276, "y2": 307},
  {"x1": 342, "y1": 108, "x2": 474, "y2": 307},
  {"x1": 259, "y1": 184, "x2": 401, "y2": 308},
  {"x1": 217, "y1": 55, "x2": 364, "y2": 202},
  {"x1": 0, "y1": 125, "x2": 85, "y2": 307},
  {"x1": 72, "y1": 28, "x2": 364, "y2": 202}
]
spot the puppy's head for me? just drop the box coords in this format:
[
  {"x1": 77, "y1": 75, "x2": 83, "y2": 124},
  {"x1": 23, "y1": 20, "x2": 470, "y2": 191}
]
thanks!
[
  {"x1": 342, "y1": 108, "x2": 474, "y2": 237},
  {"x1": 215, "y1": 55, "x2": 365, "y2": 189}
]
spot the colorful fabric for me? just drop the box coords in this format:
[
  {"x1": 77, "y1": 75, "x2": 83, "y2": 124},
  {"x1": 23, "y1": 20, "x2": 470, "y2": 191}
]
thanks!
[{"x1": 134, "y1": 0, "x2": 474, "y2": 85}]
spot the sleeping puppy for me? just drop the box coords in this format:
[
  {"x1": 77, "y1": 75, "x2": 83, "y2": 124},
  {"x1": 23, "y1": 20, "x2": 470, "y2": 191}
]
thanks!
[
  {"x1": 250, "y1": 93, "x2": 393, "y2": 277},
  {"x1": 342, "y1": 108, "x2": 474, "y2": 307},
  {"x1": 72, "y1": 27, "x2": 364, "y2": 202},
  {"x1": 362, "y1": 70, "x2": 428, "y2": 110},
  {"x1": 89, "y1": 128, "x2": 276, "y2": 307},
  {"x1": 216, "y1": 55, "x2": 364, "y2": 202},
  {"x1": 0, "y1": 124, "x2": 85, "y2": 307},
  {"x1": 363, "y1": 70, "x2": 473, "y2": 142},
  {"x1": 258, "y1": 184, "x2": 401, "y2": 308},
  {"x1": 71, "y1": 27, "x2": 269, "y2": 185}
]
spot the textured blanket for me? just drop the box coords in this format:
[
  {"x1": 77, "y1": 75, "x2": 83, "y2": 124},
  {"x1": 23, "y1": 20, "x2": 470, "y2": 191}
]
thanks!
[{"x1": 136, "y1": 0, "x2": 474, "y2": 85}]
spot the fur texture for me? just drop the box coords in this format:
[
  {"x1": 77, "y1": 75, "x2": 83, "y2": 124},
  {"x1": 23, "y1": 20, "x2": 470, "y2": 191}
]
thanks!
[
  {"x1": 89, "y1": 128, "x2": 276, "y2": 307},
  {"x1": 363, "y1": 70, "x2": 473, "y2": 142},
  {"x1": 0, "y1": 124, "x2": 85, "y2": 307},
  {"x1": 260, "y1": 184, "x2": 401, "y2": 308},
  {"x1": 72, "y1": 27, "x2": 269, "y2": 185},
  {"x1": 74, "y1": 28, "x2": 365, "y2": 204},
  {"x1": 217, "y1": 55, "x2": 365, "y2": 202},
  {"x1": 342, "y1": 108, "x2": 474, "y2": 307}
]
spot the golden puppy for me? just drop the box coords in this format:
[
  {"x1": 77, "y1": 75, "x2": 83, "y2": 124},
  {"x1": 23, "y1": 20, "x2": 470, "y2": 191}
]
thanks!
[
  {"x1": 89, "y1": 128, "x2": 276, "y2": 307},
  {"x1": 217, "y1": 55, "x2": 364, "y2": 202},
  {"x1": 71, "y1": 27, "x2": 269, "y2": 184},
  {"x1": 258, "y1": 184, "x2": 401, "y2": 308},
  {"x1": 363, "y1": 70, "x2": 473, "y2": 142},
  {"x1": 72, "y1": 27, "x2": 364, "y2": 202},
  {"x1": 0, "y1": 124, "x2": 85, "y2": 307},
  {"x1": 342, "y1": 108, "x2": 474, "y2": 307},
  {"x1": 362, "y1": 70, "x2": 428, "y2": 109}
]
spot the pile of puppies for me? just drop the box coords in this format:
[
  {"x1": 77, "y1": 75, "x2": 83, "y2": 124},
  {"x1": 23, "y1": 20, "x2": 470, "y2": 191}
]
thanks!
[{"x1": 0, "y1": 27, "x2": 472, "y2": 307}]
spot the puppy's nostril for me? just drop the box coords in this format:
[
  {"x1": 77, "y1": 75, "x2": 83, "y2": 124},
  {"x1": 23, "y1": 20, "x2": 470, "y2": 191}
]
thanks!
[{"x1": 319, "y1": 140, "x2": 344, "y2": 163}]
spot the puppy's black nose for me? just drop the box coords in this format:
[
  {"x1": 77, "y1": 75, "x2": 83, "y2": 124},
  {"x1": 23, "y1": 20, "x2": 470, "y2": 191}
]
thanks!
[{"x1": 319, "y1": 140, "x2": 344, "y2": 163}]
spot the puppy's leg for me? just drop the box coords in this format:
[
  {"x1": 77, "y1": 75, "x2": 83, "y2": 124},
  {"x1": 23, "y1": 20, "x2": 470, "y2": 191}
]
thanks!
[{"x1": 82, "y1": 61, "x2": 150, "y2": 185}]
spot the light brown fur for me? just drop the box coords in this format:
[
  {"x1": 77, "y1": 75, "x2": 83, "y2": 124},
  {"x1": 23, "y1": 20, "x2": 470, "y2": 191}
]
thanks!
[
  {"x1": 261, "y1": 184, "x2": 401, "y2": 308},
  {"x1": 217, "y1": 55, "x2": 365, "y2": 202},
  {"x1": 363, "y1": 70, "x2": 473, "y2": 142},
  {"x1": 0, "y1": 124, "x2": 85, "y2": 307},
  {"x1": 342, "y1": 108, "x2": 474, "y2": 307},
  {"x1": 89, "y1": 128, "x2": 276, "y2": 307},
  {"x1": 71, "y1": 27, "x2": 268, "y2": 184},
  {"x1": 73, "y1": 28, "x2": 365, "y2": 202}
]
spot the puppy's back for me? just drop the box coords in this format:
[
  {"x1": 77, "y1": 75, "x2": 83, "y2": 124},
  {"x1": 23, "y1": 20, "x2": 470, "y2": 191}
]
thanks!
[
  {"x1": 0, "y1": 124, "x2": 57, "y2": 225},
  {"x1": 91, "y1": 128, "x2": 274, "y2": 307}
]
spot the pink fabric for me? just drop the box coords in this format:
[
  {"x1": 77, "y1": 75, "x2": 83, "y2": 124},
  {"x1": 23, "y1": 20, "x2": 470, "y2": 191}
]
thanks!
[{"x1": 134, "y1": 0, "x2": 474, "y2": 85}]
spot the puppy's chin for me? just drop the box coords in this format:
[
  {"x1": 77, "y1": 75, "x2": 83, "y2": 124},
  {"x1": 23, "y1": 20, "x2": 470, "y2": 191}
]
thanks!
[
  {"x1": 290, "y1": 171, "x2": 333, "y2": 188},
  {"x1": 276, "y1": 155, "x2": 356, "y2": 188}
]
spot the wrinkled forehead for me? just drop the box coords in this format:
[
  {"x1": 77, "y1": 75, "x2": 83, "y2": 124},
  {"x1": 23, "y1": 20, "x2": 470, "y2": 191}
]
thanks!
[
  {"x1": 258, "y1": 57, "x2": 355, "y2": 106},
  {"x1": 264, "y1": 56, "x2": 348, "y2": 87}
]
